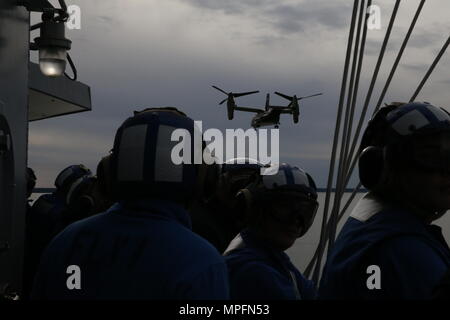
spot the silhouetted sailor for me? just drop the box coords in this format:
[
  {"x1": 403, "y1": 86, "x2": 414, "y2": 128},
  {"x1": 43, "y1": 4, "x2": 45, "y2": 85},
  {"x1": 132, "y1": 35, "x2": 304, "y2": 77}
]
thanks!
[
  {"x1": 30, "y1": 164, "x2": 92, "y2": 237},
  {"x1": 433, "y1": 268, "x2": 450, "y2": 300},
  {"x1": 224, "y1": 163, "x2": 318, "y2": 299},
  {"x1": 31, "y1": 107, "x2": 229, "y2": 299},
  {"x1": 25, "y1": 167, "x2": 36, "y2": 209},
  {"x1": 23, "y1": 164, "x2": 91, "y2": 299},
  {"x1": 63, "y1": 161, "x2": 115, "y2": 225},
  {"x1": 190, "y1": 158, "x2": 264, "y2": 253},
  {"x1": 319, "y1": 102, "x2": 450, "y2": 299},
  {"x1": 23, "y1": 167, "x2": 37, "y2": 298}
]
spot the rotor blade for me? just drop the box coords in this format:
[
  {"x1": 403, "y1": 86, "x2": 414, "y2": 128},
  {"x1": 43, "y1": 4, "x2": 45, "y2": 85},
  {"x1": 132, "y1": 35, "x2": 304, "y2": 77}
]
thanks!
[
  {"x1": 298, "y1": 93, "x2": 323, "y2": 100},
  {"x1": 274, "y1": 92, "x2": 294, "y2": 101},
  {"x1": 234, "y1": 90, "x2": 259, "y2": 98},
  {"x1": 212, "y1": 85, "x2": 229, "y2": 95},
  {"x1": 219, "y1": 98, "x2": 228, "y2": 105}
]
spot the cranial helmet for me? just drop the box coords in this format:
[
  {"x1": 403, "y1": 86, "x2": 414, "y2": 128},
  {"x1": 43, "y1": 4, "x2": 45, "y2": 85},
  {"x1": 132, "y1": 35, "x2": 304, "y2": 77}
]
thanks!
[
  {"x1": 26, "y1": 167, "x2": 37, "y2": 198},
  {"x1": 54, "y1": 164, "x2": 92, "y2": 195},
  {"x1": 236, "y1": 163, "x2": 318, "y2": 237},
  {"x1": 359, "y1": 102, "x2": 450, "y2": 189},
  {"x1": 217, "y1": 157, "x2": 265, "y2": 200},
  {"x1": 109, "y1": 107, "x2": 204, "y2": 202}
]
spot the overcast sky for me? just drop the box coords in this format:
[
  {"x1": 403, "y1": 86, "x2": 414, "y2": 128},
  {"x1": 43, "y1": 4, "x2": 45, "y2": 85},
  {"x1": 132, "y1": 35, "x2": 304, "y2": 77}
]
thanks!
[{"x1": 29, "y1": 0, "x2": 450, "y2": 188}]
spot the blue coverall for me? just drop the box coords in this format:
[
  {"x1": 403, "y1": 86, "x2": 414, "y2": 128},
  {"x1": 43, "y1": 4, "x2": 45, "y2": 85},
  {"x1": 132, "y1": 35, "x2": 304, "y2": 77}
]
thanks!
[
  {"x1": 319, "y1": 193, "x2": 450, "y2": 299},
  {"x1": 224, "y1": 228, "x2": 316, "y2": 300},
  {"x1": 31, "y1": 199, "x2": 230, "y2": 299}
]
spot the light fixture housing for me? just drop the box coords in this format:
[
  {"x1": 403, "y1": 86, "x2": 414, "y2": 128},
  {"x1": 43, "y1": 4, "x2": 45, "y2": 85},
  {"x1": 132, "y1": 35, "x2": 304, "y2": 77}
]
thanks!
[
  {"x1": 17, "y1": 0, "x2": 54, "y2": 12},
  {"x1": 34, "y1": 18, "x2": 71, "y2": 77}
]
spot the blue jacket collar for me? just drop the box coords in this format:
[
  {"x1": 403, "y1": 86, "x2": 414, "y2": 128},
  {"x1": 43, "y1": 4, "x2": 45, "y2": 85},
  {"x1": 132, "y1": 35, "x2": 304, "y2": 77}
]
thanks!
[
  {"x1": 108, "y1": 199, "x2": 192, "y2": 229},
  {"x1": 350, "y1": 192, "x2": 386, "y2": 222},
  {"x1": 240, "y1": 228, "x2": 291, "y2": 262},
  {"x1": 351, "y1": 192, "x2": 431, "y2": 227}
]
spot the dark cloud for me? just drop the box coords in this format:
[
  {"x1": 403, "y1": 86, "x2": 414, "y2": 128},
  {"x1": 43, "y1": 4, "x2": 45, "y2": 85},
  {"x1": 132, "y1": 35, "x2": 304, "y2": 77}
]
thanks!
[
  {"x1": 364, "y1": 37, "x2": 401, "y2": 56},
  {"x1": 180, "y1": 0, "x2": 272, "y2": 15},
  {"x1": 182, "y1": 0, "x2": 352, "y2": 34},
  {"x1": 363, "y1": 39, "x2": 383, "y2": 56},
  {"x1": 95, "y1": 15, "x2": 119, "y2": 25},
  {"x1": 363, "y1": 26, "x2": 447, "y2": 58},
  {"x1": 408, "y1": 30, "x2": 446, "y2": 48},
  {"x1": 270, "y1": 19, "x2": 305, "y2": 34},
  {"x1": 252, "y1": 34, "x2": 288, "y2": 46},
  {"x1": 264, "y1": 1, "x2": 352, "y2": 34},
  {"x1": 27, "y1": 0, "x2": 449, "y2": 189},
  {"x1": 400, "y1": 63, "x2": 428, "y2": 73}
]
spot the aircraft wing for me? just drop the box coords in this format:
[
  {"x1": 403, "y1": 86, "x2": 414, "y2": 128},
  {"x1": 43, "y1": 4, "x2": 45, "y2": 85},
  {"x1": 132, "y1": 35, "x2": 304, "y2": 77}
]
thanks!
[
  {"x1": 235, "y1": 106, "x2": 264, "y2": 113},
  {"x1": 279, "y1": 108, "x2": 294, "y2": 114}
]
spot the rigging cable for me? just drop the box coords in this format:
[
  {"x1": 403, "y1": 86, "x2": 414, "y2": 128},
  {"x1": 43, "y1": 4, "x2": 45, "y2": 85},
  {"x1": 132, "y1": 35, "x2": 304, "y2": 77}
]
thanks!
[
  {"x1": 410, "y1": 35, "x2": 450, "y2": 102},
  {"x1": 342, "y1": 0, "x2": 426, "y2": 188},
  {"x1": 317, "y1": 0, "x2": 401, "y2": 281},
  {"x1": 307, "y1": 0, "x2": 360, "y2": 283},
  {"x1": 327, "y1": 0, "x2": 369, "y2": 252}
]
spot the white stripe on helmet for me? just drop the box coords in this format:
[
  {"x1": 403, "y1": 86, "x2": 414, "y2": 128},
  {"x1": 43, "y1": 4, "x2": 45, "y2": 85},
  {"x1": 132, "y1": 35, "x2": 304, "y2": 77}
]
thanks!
[
  {"x1": 154, "y1": 125, "x2": 184, "y2": 182},
  {"x1": 292, "y1": 169, "x2": 310, "y2": 187},
  {"x1": 56, "y1": 167, "x2": 74, "y2": 188},
  {"x1": 262, "y1": 167, "x2": 287, "y2": 189},
  {"x1": 66, "y1": 176, "x2": 85, "y2": 205},
  {"x1": 117, "y1": 124, "x2": 148, "y2": 181},
  {"x1": 430, "y1": 106, "x2": 450, "y2": 122},
  {"x1": 391, "y1": 109, "x2": 430, "y2": 135}
]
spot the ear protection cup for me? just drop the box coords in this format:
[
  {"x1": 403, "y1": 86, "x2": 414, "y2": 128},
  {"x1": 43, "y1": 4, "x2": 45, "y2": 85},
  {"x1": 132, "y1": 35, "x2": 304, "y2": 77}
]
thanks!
[
  {"x1": 26, "y1": 167, "x2": 37, "y2": 198},
  {"x1": 359, "y1": 105, "x2": 398, "y2": 150},
  {"x1": 64, "y1": 178, "x2": 97, "y2": 225},
  {"x1": 55, "y1": 164, "x2": 92, "y2": 195},
  {"x1": 359, "y1": 106, "x2": 413, "y2": 190},
  {"x1": 358, "y1": 146, "x2": 384, "y2": 189},
  {"x1": 358, "y1": 104, "x2": 401, "y2": 190},
  {"x1": 234, "y1": 188, "x2": 253, "y2": 225},
  {"x1": 96, "y1": 154, "x2": 114, "y2": 201},
  {"x1": 218, "y1": 171, "x2": 231, "y2": 197},
  {"x1": 202, "y1": 162, "x2": 221, "y2": 201},
  {"x1": 305, "y1": 173, "x2": 317, "y2": 194},
  {"x1": 66, "y1": 175, "x2": 96, "y2": 208},
  {"x1": 193, "y1": 162, "x2": 209, "y2": 205},
  {"x1": 76, "y1": 195, "x2": 96, "y2": 215}
]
